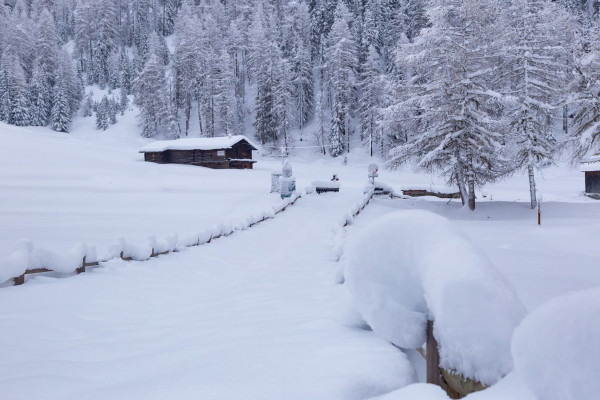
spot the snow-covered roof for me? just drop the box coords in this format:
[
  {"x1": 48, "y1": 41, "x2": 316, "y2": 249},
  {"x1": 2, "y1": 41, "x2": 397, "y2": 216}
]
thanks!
[
  {"x1": 580, "y1": 154, "x2": 600, "y2": 172},
  {"x1": 139, "y1": 135, "x2": 259, "y2": 153}
]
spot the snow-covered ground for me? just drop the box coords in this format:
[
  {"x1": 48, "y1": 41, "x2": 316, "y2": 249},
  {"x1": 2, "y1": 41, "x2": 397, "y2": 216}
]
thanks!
[{"x1": 1, "y1": 122, "x2": 599, "y2": 399}]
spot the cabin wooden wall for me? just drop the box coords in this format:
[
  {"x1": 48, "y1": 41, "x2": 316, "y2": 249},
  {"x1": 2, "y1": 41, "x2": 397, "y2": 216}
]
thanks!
[
  {"x1": 585, "y1": 171, "x2": 600, "y2": 193},
  {"x1": 144, "y1": 152, "x2": 167, "y2": 163},
  {"x1": 143, "y1": 142, "x2": 256, "y2": 169}
]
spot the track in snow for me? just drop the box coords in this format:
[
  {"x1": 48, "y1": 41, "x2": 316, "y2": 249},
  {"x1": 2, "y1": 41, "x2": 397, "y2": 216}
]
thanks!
[{"x1": 0, "y1": 193, "x2": 415, "y2": 400}]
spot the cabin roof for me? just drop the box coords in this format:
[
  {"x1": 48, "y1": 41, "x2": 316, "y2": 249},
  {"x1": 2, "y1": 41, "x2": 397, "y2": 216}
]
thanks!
[
  {"x1": 139, "y1": 135, "x2": 259, "y2": 153},
  {"x1": 581, "y1": 154, "x2": 600, "y2": 172}
]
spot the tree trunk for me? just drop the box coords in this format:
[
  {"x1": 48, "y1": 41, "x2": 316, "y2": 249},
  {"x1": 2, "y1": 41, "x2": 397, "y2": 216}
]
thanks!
[
  {"x1": 468, "y1": 178, "x2": 476, "y2": 210},
  {"x1": 184, "y1": 98, "x2": 190, "y2": 136},
  {"x1": 456, "y1": 169, "x2": 468, "y2": 207},
  {"x1": 528, "y1": 164, "x2": 537, "y2": 209}
]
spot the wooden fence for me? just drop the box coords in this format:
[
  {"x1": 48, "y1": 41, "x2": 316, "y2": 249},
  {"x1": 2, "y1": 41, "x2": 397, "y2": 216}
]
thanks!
[{"x1": 8, "y1": 194, "x2": 302, "y2": 287}]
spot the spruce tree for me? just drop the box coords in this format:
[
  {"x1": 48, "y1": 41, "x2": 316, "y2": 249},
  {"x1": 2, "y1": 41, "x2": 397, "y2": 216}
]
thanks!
[{"x1": 51, "y1": 78, "x2": 71, "y2": 133}]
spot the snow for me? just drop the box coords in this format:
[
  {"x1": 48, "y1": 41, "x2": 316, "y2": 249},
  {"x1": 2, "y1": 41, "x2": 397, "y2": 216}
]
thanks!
[
  {"x1": 1, "y1": 121, "x2": 600, "y2": 399},
  {"x1": 373, "y1": 383, "x2": 450, "y2": 400},
  {"x1": 343, "y1": 210, "x2": 526, "y2": 385},
  {"x1": 312, "y1": 180, "x2": 341, "y2": 189},
  {"x1": 580, "y1": 153, "x2": 600, "y2": 172},
  {"x1": 138, "y1": 135, "x2": 260, "y2": 153},
  {"x1": 511, "y1": 287, "x2": 600, "y2": 400}
]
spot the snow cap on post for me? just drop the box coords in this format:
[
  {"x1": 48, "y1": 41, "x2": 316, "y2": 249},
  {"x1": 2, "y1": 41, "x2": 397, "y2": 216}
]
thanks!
[
  {"x1": 282, "y1": 160, "x2": 293, "y2": 178},
  {"x1": 343, "y1": 210, "x2": 526, "y2": 385}
]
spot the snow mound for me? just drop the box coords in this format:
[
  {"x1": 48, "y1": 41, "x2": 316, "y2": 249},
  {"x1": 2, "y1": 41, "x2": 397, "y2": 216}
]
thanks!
[
  {"x1": 343, "y1": 210, "x2": 526, "y2": 385},
  {"x1": 512, "y1": 286, "x2": 600, "y2": 400}
]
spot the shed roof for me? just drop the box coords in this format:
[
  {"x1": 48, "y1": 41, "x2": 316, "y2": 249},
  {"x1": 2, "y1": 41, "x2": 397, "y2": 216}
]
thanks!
[
  {"x1": 581, "y1": 154, "x2": 600, "y2": 172},
  {"x1": 139, "y1": 135, "x2": 259, "y2": 153}
]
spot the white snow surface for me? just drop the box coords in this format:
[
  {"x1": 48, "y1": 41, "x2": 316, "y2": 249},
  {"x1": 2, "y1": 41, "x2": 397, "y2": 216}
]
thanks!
[
  {"x1": 138, "y1": 135, "x2": 260, "y2": 152},
  {"x1": 511, "y1": 286, "x2": 600, "y2": 400},
  {"x1": 0, "y1": 194, "x2": 415, "y2": 400},
  {"x1": 1, "y1": 119, "x2": 600, "y2": 400},
  {"x1": 343, "y1": 210, "x2": 526, "y2": 385}
]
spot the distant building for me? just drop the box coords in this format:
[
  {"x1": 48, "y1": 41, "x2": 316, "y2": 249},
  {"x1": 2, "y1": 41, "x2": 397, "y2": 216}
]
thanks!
[
  {"x1": 581, "y1": 154, "x2": 600, "y2": 197},
  {"x1": 139, "y1": 135, "x2": 259, "y2": 169}
]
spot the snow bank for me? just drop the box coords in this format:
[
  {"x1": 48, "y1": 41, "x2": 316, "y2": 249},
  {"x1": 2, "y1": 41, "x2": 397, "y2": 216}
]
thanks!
[
  {"x1": 344, "y1": 210, "x2": 526, "y2": 385},
  {"x1": 512, "y1": 287, "x2": 600, "y2": 400}
]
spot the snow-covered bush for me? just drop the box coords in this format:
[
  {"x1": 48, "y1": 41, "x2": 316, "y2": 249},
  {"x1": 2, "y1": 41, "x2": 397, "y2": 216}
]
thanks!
[
  {"x1": 512, "y1": 287, "x2": 600, "y2": 400},
  {"x1": 343, "y1": 210, "x2": 526, "y2": 385}
]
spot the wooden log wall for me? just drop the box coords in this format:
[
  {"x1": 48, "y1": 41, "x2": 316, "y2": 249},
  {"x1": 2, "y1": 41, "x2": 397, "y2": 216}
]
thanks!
[{"x1": 585, "y1": 171, "x2": 600, "y2": 194}]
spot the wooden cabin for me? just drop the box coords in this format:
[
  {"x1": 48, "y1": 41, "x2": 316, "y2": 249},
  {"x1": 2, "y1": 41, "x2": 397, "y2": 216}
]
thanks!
[
  {"x1": 139, "y1": 135, "x2": 259, "y2": 169},
  {"x1": 581, "y1": 154, "x2": 600, "y2": 198}
]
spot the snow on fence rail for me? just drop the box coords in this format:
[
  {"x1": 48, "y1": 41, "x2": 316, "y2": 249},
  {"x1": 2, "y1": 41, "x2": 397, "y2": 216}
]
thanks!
[
  {"x1": 331, "y1": 189, "x2": 375, "y2": 263},
  {"x1": 1, "y1": 194, "x2": 302, "y2": 287},
  {"x1": 342, "y1": 210, "x2": 526, "y2": 398}
]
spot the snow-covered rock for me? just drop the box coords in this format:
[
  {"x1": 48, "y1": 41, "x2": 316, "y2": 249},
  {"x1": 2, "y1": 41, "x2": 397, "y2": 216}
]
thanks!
[
  {"x1": 344, "y1": 210, "x2": 526, "y2": 385},
  {"x1": 512, "y1": 286, "x2": 600, "y2": 400}
]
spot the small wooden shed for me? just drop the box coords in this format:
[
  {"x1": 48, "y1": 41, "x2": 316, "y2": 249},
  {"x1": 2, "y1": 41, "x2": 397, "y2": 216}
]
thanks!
[
  {"x1": 581, "y1": 154, "x2": 600, "y2": 197},
  {"x1": 139, "y1": 135, "x2": 259, "y2": 169}
]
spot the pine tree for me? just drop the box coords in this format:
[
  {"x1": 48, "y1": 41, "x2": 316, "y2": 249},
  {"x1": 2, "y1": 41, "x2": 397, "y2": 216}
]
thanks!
[
  {"x1": 9, "y1": 58, "x2": 31, "y2": 126},
  {"x1": 51, "y1": 78, "x2": 71, "y2": 133},
  {"x1": 314, "y1": 87, "x2": 328, "y2": 155},
  {"x1": 326, "y1": 5, "x2": 357, "y2": 155},
  {"x1": 81, "y1": 91, "x2": 94, "y2": 118},
  {"x1": 119, "y1": 88, "x2": 128, "y2": 115},
  {"x1": 133, "y1": 53, "x2": 176, "y2": 138},
  {"x1": 567, "y1": 19, "x2": 600, "y2": 159},
  {"x1": 96, "y1": 96, "x2": 109, "y2": 130},
  {"x1": 359, "y1": 45, "x2": 384, "y2": 156},
  {"x1": 390, "y1": 0, "x2": 508, "y2": 210},
  {"x1": 29, "y1": 62, "x2": 51, "y2": 126},
  {"x1": 501, "y1": 0, "x2": 572, "y2": 208}
]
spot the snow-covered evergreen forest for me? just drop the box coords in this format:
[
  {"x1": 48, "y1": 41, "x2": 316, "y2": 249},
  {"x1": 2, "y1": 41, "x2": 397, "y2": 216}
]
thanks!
[{"x1": 1, "y1": 0, "x2": 600, "y2": 209}]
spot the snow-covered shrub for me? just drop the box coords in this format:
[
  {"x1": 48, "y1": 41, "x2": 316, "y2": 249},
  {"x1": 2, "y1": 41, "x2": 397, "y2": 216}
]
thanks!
[
  {"x1": 512, "y1": 287, "x2": 600, "y2": 400},
  {"x1": 343, "y1": 210, "x2": 526, "y2": 385}
]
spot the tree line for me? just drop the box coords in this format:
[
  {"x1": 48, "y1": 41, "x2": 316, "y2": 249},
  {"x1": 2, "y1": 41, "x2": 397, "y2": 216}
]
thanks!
[{"x1": 0, "y1": 0, "x2": 599, "y2": 209}]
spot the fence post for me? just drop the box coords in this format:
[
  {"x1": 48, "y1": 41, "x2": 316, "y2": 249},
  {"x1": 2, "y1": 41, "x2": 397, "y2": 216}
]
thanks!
[
  {"x1": 426, "y1": 320, "x2": 442, "y2": 386},
  {"x1": 13, "y1": 274, "x2": 25, "y2": 286},
  {"x1": 76, "y1": 256, "x2": 86, "y2": 274}
]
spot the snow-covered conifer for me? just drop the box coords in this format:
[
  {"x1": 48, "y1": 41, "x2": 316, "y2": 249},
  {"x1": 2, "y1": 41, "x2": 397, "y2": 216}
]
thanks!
[{"x1": 51, "y1": 77, "x2": 71, "y2": 132}]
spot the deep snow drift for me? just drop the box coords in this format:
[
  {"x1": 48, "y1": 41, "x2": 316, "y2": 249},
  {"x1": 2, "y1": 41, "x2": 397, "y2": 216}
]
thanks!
[{"x1": 343, "y1": 210, "x2": 526, "y2": 385}]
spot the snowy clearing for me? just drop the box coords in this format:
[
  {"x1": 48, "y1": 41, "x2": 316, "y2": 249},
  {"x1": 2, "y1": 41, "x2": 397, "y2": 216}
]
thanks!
[{"x1": 1, "y1": 123, "x2": 599, "y2": 400}]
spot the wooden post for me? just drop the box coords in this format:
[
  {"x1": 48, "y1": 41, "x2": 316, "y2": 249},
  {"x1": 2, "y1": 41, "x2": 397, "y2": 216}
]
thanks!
[
  {"x1": 426, "y1": 320, "x2": 442, "y2": 386},
  {"x1": 76, "y1": 256, "x2": 86, "y2": 274},
  {"x1": 13, "y1": 274, "x2": 25, "y2": 286},
  {"x1": 537, "y1": 202, "x2": 541, "y2": 225}
]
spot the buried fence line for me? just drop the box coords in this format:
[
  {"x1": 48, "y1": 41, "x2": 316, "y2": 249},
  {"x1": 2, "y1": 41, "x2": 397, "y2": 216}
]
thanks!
[{"x1": 7, "y1": 194, "x2": 302, "y2": 287}]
